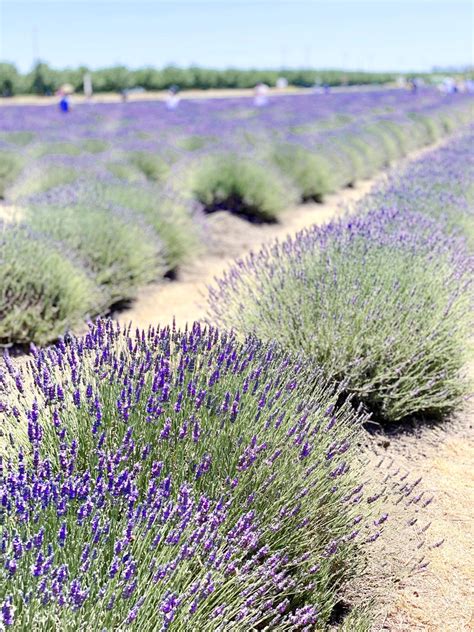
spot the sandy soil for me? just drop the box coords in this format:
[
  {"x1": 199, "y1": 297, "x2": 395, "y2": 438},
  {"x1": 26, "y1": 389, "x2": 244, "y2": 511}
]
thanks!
[
  {"x1": 0, "y1": 204, "x2": 24, "y2": 224},
  {"x1": 377, "y1": 383, "x2": 474, "y2": 632}
]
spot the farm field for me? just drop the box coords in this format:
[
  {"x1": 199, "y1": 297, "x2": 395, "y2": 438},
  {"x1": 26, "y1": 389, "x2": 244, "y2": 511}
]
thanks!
[
  {"x1": 0, "y1": 85, "x2": 473, "y2": 631},
  {"x1": 1, "y1": 88, "x2": 472, "y2": 346}
]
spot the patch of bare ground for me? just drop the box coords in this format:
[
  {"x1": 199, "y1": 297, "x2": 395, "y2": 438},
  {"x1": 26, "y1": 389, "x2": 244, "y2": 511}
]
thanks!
[
  {"x1": 0, "y1": 204, "x2": 24, "y2": 224},
  {"x1": 325, "y1": 367, "x2": 473, "y2": 631},
  {"x1": 371, "y1": 373, "x2": 474, "y2": 631}
]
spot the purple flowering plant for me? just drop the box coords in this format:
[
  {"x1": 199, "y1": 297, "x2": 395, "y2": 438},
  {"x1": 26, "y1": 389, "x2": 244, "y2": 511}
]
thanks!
[
  {"x1": 0, "y1": 319, "x2": 388, "y2": 629},
  {"x1": 207, "y1": 135, "x2": 473, "y2": 423},
  {"x1": 0, "y1": 90, "x2": 472, "y2": 346},
  {"x1": 0, "y1": 224, "x2": 102, "y2": 346}
]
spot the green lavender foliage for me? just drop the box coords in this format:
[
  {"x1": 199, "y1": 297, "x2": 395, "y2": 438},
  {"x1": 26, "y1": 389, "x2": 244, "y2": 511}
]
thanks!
[
  {"x1": 189, "y1": 154, "x2": 298, "y2": 222},
  {"x1": 270, "y1": 144, "x2": 337, "y2": 201},
  {"x1": 0, "y1": 225, "x2": 102, "y2": 345},
  {"x1": 24, "y1": 204, "x2": 166, "y2": 301},
  {"x1": 128, "y1": 152, "x2": 171, "y2": 182},
  {"x1": 99, "y1": 184, "x2": 201, "y2": 270},
  {"x1": 0, "y1": 152, "x2": 23, "y2": 199},
  {"x1": 207, "y1": 210, "x2": 472, "y2": 422},
  {"x1": 8, "y1": 166, "x2": 78, "y2": 201}
]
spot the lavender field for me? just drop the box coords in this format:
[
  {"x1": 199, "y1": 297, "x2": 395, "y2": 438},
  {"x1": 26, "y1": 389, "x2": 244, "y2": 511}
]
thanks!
[
  {"x1": 0, "y1": 86, "x2": 473, "y2": 630},
  {"x1": 0, "y1": 88, "x2": 472, "y2": 345}
]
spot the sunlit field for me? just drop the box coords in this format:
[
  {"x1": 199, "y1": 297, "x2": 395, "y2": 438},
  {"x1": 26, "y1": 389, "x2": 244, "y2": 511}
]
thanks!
[
  {"x1": 0, "y1": 79, "x2": 473, "y2": 630},
  {"x1": 1, "y1": 89, "x2": 472, "y2": 345}
]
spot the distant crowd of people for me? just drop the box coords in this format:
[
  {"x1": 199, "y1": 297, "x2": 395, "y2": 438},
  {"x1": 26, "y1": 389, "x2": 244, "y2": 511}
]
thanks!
[
  {"x1": 399, "y1": 75, "x2": 474, "y2": 94},
  {"x1": 56, "y1": 73, "x2": 474, "y2": 114}
]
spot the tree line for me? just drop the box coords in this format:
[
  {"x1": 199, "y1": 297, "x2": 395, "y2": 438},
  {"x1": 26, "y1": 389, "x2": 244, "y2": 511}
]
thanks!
[{"x1": 0, "y1": 62, "x2": 400, "y2": 96}]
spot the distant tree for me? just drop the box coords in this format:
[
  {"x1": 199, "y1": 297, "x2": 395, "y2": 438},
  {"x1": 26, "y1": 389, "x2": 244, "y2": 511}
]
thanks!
[
  {"x1": 26, "y1": 61, "x2": 60, "y2": 95},
  {"x1": 0, "y1": 62, "x2": 20, "y2": 96},
  {"x1": 0, "y1": 61, "x2": 407, "y2": 95}
]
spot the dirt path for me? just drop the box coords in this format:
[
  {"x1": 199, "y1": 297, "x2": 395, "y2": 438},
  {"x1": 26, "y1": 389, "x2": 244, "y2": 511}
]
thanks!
[{"x1": 378, "y1": 383, "x2": 474, "y2": 632}]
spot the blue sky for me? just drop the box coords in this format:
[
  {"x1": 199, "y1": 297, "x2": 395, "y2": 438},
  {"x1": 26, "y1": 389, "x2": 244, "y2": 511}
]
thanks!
[{"x1": 1, "y1": 1, "x2": 472, "y2": 72}]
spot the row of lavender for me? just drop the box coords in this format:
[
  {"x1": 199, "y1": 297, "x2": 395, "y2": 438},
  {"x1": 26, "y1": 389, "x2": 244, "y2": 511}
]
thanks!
[
  {"x1": 207, "y1": 130, "x2": 474, "y2": 424},
  {"x1": 1, "y1": 90, "x2": 473, "y2": 346},
  {"x1": 0, "y1": 126, "x2": 474, "y2": 632},
  {"x1": 0, "y1": 130, "x2": 471, "y2": 630}
]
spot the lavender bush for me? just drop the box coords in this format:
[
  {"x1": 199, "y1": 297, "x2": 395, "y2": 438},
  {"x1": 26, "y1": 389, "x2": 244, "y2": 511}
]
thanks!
[
  {"x1": 24, "y1": 204, "x2": 166, "y2": 302},
  {"x1": 0, "y1": 153, "x2": 23, "y2": 199},
  {"x1": 363, "y1": 130, "x2": 474, "y2": 247},
  {"x1": 188, "y1": 153, "x2": 297, "y2": 222},
  {"x1": 0, "y1": 225, "x2": 102, "y2": 346},
  {"x1": 128, "y1": 152, "x2": 171, "y2": 183},
  {"x1": 97, "y1": 184, "x2": 202, "y2": 271},
  {"x1": 8, "y1": 165, "x2": 78, "y2": 202},
  {"x1": 0, "y1": 319, "x2": 387, "y2": 629},
  {"x1": 270, "y1": 144, "x2": 336, "y2": 202}
]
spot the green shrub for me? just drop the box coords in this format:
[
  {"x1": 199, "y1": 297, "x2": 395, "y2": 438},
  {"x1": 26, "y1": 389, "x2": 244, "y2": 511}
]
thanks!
[
  {"x1": 25, "y1": 204, "x2": 165, "y2": 301},
  {"x1": 2, "y1": 131, "x2": 35, "y2": 146},
  {"x1": 0, "y1": 152, "x2": 23, "y2": 199},
  {"x1": 271, "y1": 143, "x2": 337, "y2": 202},
  {"x1": 362, "y1": 122, "x2": 404, "y2": 163},
  {"x1": 0, "y1": 225, "x2": 102, "y2": 346},
  {"x1": 0, "y1": 320, "x2": 385, "y2": 629},
  {"x1": 99, "y1": 184, "x2": 200, "y2": 270},
  {"x1": 176, "y1": 135, "x2": 216, "y2": 151},
  {"x1": 376, "y1": 121, "x2": 411, "y2": 157},
  {"x1": 107, "y1": 161, "x2": 145, "y2": 183},
  {"x1": 207, "y1": 210, "x2": 471, "y2": 422},
  {"x1": 31, "y1": 142, "x2": 82, "y2": 158},
  {"x1": 407, "y1": 113, "x2": 444, "y2": 144},
  {"x1": 189, "y1": 154, "x2": 297, "y2": 222},
  {"x1": 334, "y1": 137, "x2": 371, "y2": 182},
  {"x1": 129, "y1": 151, "x2": 170, "y2": 182},
  {"x1": 8, "y1": 165, "x2": 77, "y2": 201},
  {"x1": 82, "y1": 138, "x2": 109, "y2": 153}
]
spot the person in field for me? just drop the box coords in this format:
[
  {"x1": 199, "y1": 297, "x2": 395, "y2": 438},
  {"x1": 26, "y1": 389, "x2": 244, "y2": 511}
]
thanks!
[
  {"x1": 57, "y1": 84, "x2": 73, "y2": 112},
  {"x1": 59, "y1": 95, "x2": 69, "y2": 112},
  {"x1": 166, "y1": 84, "x2": 180, "y2": 110},
  {"x1": 254, "y1": 83, "x2": 269, "y2": 106}
]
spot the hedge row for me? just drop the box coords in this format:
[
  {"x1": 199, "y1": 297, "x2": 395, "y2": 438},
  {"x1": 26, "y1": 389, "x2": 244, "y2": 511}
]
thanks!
[
  {"x1": 207, "y1": 131, "x2": 474, "y2": 425},
  {"x1": 0, "y1": 62, "x2": 400, "y2": 96},
  {"x1": 0, "y1": 91, "x2": 472, "y2": 346}
]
